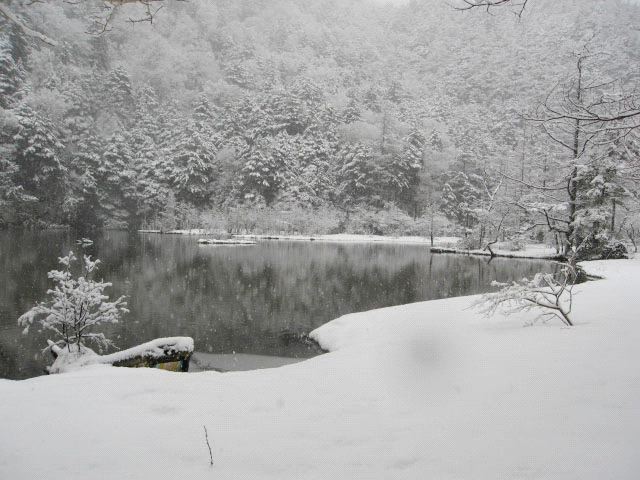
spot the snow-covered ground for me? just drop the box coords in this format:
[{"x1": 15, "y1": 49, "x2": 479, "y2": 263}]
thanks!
[{"x1": 1, "y1": 259, "x2": 639, "y2": 479}]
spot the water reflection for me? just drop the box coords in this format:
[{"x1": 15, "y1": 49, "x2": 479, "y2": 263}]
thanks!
[{"x1": 0, "y1": 231, "x2": 556, "y2": 379}]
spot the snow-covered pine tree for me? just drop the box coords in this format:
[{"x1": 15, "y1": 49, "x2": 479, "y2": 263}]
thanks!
[
  {"x1": 192, "y1": 93, "x2": 214, "y2": 125},
  {"x1": 12, "y1": 104, "x2": 66, "y2": 222},
  {"x1": 334, "y1": 142, "x2": 376, "y2": 211},
  {"x1": 169, "y1": 120, "x2": 219, "y2": 205},
  {"x1": 97, "y1": 132, "x2": 141, "y2": 227},
  {"x1": 342, "y1": 98, "x2": 361, "y2": 124},
  {"x1": 439, "y1": 170, "x2": 482, "y2": 232},
  {"x1": 0, "y1": 33, "x2": 25, "y2": 109},
  {"x1": 293, "y1": 125, "x2": 338, "y2": 205},
  {"x1": 104, "y1": 66, "x2": 134, "y2": 122},
  {"x1": 224, "y1": 62, "x2": 254, "y2": 88},
  {"x1": 572, "y1": 154, "x2": 631, "y2": 259},
  {"x1": 238, "y1": 138, "x2": 284, "y2": 205},
  {"x1": 388, "y1": 128, "x2": 424, "y2": 210},
  {"x1": 265, "y1": 90, "x2": 308, "y2": 136},
  {"x1": 62, "y1": 135, "x2": 104, "y2": 228},
  {"x1": 61, "y1": 73, "x2": 100, "y2": 144}
]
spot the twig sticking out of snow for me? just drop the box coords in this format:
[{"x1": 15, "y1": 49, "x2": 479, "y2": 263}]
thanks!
[{"x1": 203, "y1": 426, "x2": 214, "y2": 467}]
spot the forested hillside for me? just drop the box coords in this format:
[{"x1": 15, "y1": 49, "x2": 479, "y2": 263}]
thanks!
[{"x1": 1, "y1": 0, "x2": 639, "y2": 256}]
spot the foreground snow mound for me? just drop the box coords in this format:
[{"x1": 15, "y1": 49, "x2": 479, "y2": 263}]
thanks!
[{"x1": 1, "y1": 260, "x2": 639, "y2": 479}]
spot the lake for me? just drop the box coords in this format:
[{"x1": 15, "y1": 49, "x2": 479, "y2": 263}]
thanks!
[{"x1": 0, "y1": 231, "x2": 557, "y2": 379}]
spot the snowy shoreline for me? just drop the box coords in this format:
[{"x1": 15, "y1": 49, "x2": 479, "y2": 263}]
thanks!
[
  {"x1": 139, "y1": 229, "x2": 461, "y2": 245},
  {"x1": 1, "y1": 259, "x2": 638, "y2": 479},
  {"x1": 141, "y1": 229, "x2": 564, "y2": 260},
  {"x1": 429, "y1": 245, "x2": 565, "y2": 260}
]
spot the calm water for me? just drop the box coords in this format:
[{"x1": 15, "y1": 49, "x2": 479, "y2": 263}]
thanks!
[{"x1": 0, "y1": 231, "x2": 556, "y2": 379}]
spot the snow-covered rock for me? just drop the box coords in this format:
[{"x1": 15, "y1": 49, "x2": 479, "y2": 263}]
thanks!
[{"x1": 46, "y1": 337, "x2": 194, "y2": 374}]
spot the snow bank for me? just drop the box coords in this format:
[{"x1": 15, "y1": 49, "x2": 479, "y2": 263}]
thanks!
[{"x1": 1, "y1": 261, "x2": 639, "y2": 479}]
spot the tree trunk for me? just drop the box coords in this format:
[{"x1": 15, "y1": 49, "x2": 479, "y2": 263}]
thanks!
[
  {"x1": 566, "y1": 57, "x2": 583, "y2": 253},
  {"x1": 611, "y1": 199, "x2": 616, "y2": 233}
]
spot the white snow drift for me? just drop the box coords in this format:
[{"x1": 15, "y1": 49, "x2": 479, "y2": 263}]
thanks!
[{"x1": 1, "y1": 259, "x2": 639, "y2": 479}]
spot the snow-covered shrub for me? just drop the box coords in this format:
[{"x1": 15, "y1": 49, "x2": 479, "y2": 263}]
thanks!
[
  {"x1": 600, "y1": 240, "x2": 628, "y2": 260},
  {"x1": 456, "y1": 234, "x2": 476, "y2": 250},
  {"x1": 474, "y1": 265, "x2": 576, "y2": 326},
  {"x1": 18, "y1": 242, "x2": 128, "y2": 354},
  {"x1": 349, "y1": 205, "x2": 413, "y2": 236}
]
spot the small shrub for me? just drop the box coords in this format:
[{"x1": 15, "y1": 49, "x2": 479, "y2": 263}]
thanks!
[
  {"x1": 600, "y1": 240, "x2": 628, "y2": 260},
  {"x1": 456, "y1": 235, "x2": 476, "y2": 250},
  {"x1": 18, "y1": 240, "x2": 128, "y2": 354}
]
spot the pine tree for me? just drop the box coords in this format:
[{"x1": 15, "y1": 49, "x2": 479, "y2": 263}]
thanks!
[
  {"x1": 572, "y1": 154, "x2": 631, "y2": 258},
  {"x1": 104, "y1": 66, "x2": 133, "y2": 122},
  {"x1": 97, "y1": 132, "x2": 140, "y2": 226},
  {"x1": 224, "y1": 63, "x2": 254, "y2": 88},
  {"x1": 0, "y1": 148, "x2": 35, "y2": 226},
  {"x1": 62, "y1": 135, "x2": 104, "y2": 229},
  {"x1": 0, "y1": 35, "x2": 24, "y2": 109},
  {"x1": 238, "y1": 139, "x2": 284, "y2": 205},
  {"x1": 334, "y1": 142, "x2": 376, "y2": 210},
  {"x1": 265, "y1": 91, "x2": 308, "y2": 136},
  {"x1": 293, "y1": 126, "x2": 338, "y2": 203},
  {"x1": 12, "y1": 104, "x2": 66, "y2": 220},
  {"x1": 439, "y1": 170, "x2": 482, "y2": 230},
  {"x1": 388, "y1": 129, "x2": 424, "y2": 209},
  {"x1": 61, "y1": 74, "x2": 100, "y2": 144},
  {"x1": 342, "y1": 98, "x2": 361, "y2": 124},
  {"x1": 169, "y1": 120, "x2": 218, "y2": 205},
  {"x1": 193, "y1": 93, "x2": 214, "y2": 124}
]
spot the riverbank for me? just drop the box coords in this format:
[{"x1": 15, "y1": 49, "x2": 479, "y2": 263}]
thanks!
[
  {"x1": 141, "y1": 230, "x2": 563, "y2": 258},
  {"x1": 140, "y1": 229, "x2": 461, "y2": 245},
  {"x1": 1, "y1": 258, "x2": 638, "y2": 479},
  {"x1": 430, "y1": 244, "x2": 564, "y2": 260}
]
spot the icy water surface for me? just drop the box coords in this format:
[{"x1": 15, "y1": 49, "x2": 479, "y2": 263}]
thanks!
[{"x1": 0, "y1": 231, "x2": 557, "y2": 379}]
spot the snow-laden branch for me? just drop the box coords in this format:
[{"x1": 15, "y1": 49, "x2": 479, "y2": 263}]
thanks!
[
  {"x1": 0, "y1": 4, "x2": 57, "y2": 46},
  {"x1": 473, "y1": 264, "x2": 576, "y2": 326}
]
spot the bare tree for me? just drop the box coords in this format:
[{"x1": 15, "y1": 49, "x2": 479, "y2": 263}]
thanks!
[{"x1": 495, "y1": 42, "x2": 640, "y2": 257}]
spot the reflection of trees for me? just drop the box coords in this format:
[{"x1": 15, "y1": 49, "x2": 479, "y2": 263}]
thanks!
[
  {"x1": 0, "y1": 230, "x2": 75, "y2": 378},
  {"x1": 0, "y1": 231, "x2": 556, "y2": 378}
]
